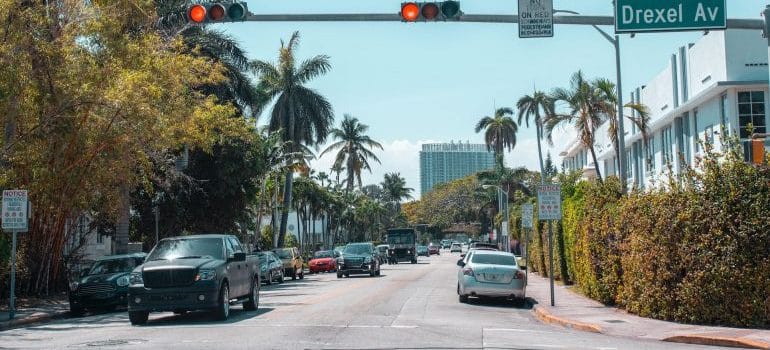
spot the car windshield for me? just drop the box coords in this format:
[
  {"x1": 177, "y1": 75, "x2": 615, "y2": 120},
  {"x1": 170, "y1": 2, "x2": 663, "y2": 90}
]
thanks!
[
  {"x1": 387, "y1": 232, "x2": 414, "y2": 244},
  {"x1": 418, "y1": 246, "x2": 427, "y2": 251},
  {"x1": 313, "y1": 251, "x2": 333, "y2": 259},
  {"x1": 471, "y1": 253, "x2": 517, "y2": 266},
  {"x1": 274, "y1": 248, "x2": 293, "y2": 259},
  {"x1": 344, "y1": 244, "x2": 372, "y2": 255},
  {"x1": 147, "y1": 238, "x2": 223, "y2": 261},
  {"x1": 87, "y1": 258, "x2": 137, "y2": 275}
]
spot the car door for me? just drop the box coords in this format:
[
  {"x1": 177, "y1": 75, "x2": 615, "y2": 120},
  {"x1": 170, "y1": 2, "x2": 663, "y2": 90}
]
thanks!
[{"x1": 225, "y1": 237, "x2": 246, "y2": 297}]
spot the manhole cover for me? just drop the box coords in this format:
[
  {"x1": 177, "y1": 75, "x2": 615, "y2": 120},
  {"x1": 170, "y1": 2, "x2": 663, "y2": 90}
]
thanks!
[
  {"x1": 603, "y1": 319, "x2": 626, "y2": 323},
  {"x1": 79, "y1": 339, "x2": 148, "y2": 347}
]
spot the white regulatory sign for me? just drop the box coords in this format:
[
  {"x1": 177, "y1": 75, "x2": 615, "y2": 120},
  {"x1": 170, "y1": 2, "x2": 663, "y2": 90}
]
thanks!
[
  {"x1": 521, "y1": 204, "x2": 534, "y2": 228},
  {"x1": 537, "y1": 184, "x2": 561, "y2": 220},
  {"x1": 3, "y1": 190, "x2": 28, "y2": 232},
  {"x1": 518, "y1": 0, "x2": 553, "y2": 38}
]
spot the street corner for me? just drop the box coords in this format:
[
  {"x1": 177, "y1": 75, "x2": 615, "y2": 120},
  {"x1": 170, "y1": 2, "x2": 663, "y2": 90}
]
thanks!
[
  {"x1": 664, "y1": 334, "x2": 770, "y2": 350},
  {"x1": 532, "y1": 304, "x2": 603, "y2": 334}
]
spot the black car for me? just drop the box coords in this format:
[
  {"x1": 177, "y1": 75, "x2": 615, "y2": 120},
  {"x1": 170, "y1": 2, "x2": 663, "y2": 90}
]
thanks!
[
  {"x1": 68, "y1": 253, "x2": 147, "y2": 316},
  {"x1": 337, "y1": 243, "x2": 381, "y2": 278},
  {"x1": 417, "y1": 245, "x2": 429, "y2": 257},
  {"x1": 256, "y1": 251, "x2": 284, "y2": 285}
]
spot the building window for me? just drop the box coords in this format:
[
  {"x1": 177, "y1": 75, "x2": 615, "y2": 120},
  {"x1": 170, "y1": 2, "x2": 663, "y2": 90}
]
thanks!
[
  {"x1": 738, "y1": 91, "x2": 766, "y2": 139},
  {"x1": 96, "y1": 234, "x2": 103, "y2": 244},
  {"x1": 661, "y1": 125, "x2": 673, "y2": 166}
]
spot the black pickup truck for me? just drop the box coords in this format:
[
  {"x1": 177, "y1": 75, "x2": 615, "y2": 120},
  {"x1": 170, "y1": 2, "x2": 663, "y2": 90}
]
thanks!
[{"x1": 127, "y1": 234, "x2": 260, "y2": 325}]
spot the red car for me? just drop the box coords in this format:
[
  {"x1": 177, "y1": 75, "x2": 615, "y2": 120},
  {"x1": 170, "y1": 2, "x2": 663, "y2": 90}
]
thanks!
[
  {"x1": 428, "y1": 245, "x2": 440, "y2": 255},
  {"x1": 308, "y1": 250, "x2": 338, "y2": 273}
]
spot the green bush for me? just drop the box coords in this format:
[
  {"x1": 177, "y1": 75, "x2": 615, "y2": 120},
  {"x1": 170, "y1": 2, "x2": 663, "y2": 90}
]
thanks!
[{"x1": 560, "y1": 143, "x2": 770, "y2": 326}]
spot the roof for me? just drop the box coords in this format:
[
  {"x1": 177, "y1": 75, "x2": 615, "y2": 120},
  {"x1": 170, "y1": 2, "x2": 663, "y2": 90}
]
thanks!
[
  {"x1": 469, "y1": 250, "x2": 514, "y2": 256},
  {"x1": 96, "y1": 252, "x2": 147, "y2": 261},
  {"x1": 161, "y1": 234, "x2": 234, "y2": 240}
]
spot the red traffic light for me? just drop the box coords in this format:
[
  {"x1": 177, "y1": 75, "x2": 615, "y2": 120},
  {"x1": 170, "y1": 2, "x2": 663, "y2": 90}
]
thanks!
[
  {"x1": 401, "y1": 2, "x2": 419, "y2": 22},
  {"x1": 421, "y1": 3, "x2": 439, "y2": 20},
  {"x1": 208, "y1": 4, "x2": 226, "y2": 21},
  {"x1": 188, "y1": 4, "x2": 206, "y2": 24}
]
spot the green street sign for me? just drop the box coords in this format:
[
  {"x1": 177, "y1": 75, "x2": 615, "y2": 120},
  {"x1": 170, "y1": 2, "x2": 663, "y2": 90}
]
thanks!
[{"x1": 615, "y1": 0, "x2": 726, "y2": 33}]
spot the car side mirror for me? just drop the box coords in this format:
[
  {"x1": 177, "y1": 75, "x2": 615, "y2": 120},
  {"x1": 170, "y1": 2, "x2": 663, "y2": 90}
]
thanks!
[
  {"x1": 456, "y1": 260, "x2": 465, "y2": 267},
  {"x1": 230, "y1": 252, "x2": 246, "y2": 262},
  {"x1": 460, "y1": 253, "x2": 466, "y2": 258}
]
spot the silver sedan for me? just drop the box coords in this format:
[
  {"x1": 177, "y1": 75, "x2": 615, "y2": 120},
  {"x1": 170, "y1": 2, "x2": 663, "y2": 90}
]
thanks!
[{"x1": 456, "y1": 250, "x2": 526, "y2": 305}]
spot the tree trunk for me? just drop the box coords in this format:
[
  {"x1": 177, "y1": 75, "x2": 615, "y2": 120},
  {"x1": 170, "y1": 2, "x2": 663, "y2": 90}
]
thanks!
[
  {"x1": 588, "y1": 144, "x2": 603, "y2": 183},
  {"x1": 277, "y1": 171, "x2": 293, "y2": 248},
  {"x1": 254, "y1": 180, "x2": 267, "y2": 250},
  {"x1": 536, "y1": 123, "x2": 546, "y2": 182}
]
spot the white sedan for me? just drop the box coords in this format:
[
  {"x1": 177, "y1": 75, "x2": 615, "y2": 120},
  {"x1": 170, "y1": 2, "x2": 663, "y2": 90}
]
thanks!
[{"x1": 456, "y1": 250, "x2": 526, "y2": 305}]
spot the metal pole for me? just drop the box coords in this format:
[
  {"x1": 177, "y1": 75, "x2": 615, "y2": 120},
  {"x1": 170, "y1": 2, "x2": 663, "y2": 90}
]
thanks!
[
  {"x1": 524, "y1": 227, "x2": 529, "y2": 286},
  {"x1": 154, "y1": 206, "x2": 159, "y2": 245},
  {"x1": 615, "y1": 35, "x2": 628, "y2": 192},
  {"x1": 548, "y1": 220, "x2": 555, "y2": 306},
  {"x1": 9, "y1": 230, "x2": 17, "y2": 320}
]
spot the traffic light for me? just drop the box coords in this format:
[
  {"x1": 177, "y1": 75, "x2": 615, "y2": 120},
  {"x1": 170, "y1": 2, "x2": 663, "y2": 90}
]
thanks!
[
  {"x1": 400, "y1": 1, "x2": 462, "y2": 22},
  {"x1": 187, "y1": 2, "x2": 248, "y2": 25}
]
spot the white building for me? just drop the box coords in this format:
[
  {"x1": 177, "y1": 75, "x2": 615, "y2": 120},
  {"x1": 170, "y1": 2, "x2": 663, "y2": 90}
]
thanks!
[{"x1": 561, "y1": 30, "x2": 769, "y2": 189}]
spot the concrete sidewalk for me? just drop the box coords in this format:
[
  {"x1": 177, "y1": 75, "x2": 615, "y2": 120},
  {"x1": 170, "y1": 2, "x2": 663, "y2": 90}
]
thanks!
[
  {"x1": 526, "y1": 271, "x2": 770, "y2": 349},
  {"x1": 0, "y1": 295, "x2": 70, "y2": 331}
]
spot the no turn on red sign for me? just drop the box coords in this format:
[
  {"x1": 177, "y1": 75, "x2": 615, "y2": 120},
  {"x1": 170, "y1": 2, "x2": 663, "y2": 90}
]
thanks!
[{"x1": 537, "y1": 184, "x2": 561, "y2": 220}]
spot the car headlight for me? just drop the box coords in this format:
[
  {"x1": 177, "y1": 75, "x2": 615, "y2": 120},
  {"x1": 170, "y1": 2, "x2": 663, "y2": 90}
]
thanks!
[
  {"x1": 195, "y1": 268, "x2": 216, "y2": 281},
  {"x1": 129, "y1": 272, "x2": 143, "y2": 285},
  {"x1": 69, "y1": 281, "x2": 80, "y2": 291},
  {"x1": 116, "y1": 276, "x2": 129, "y2": 287}
]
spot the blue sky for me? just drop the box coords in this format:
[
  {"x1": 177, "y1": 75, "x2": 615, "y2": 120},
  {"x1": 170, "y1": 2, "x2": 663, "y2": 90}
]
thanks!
[{"x1": 219, "y1": 0, "x2": 765, "y2": 197}]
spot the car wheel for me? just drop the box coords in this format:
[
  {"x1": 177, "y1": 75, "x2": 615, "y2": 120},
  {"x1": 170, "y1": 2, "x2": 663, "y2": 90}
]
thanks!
[
  {"x1": 369, "y1": 268, "x2": 376, "y2": 277},
  {"x1": 243, "y1": 278, "x2": 259, "y2": 311},
  {"x1": 411, "y1": 259, "x2": 417, "y2": 264},
  {"x1": 69, "y1": 304, "x2": 84, "y2": 317},
  {"x1": 128, "y1": 310, "x2": 149, "y2": 325},
  {"x1": 278, "y1": 271, "x2": 285, "y2": 283},
  {"x1": 299, "y1": 270, "x2": 304, "y2": 280},
  {"x1": 375, "y1": 268, "x2": 381, "y2": 276},
  {"x1": 344, "y1": 273, "x2": 349, "y2": 278},
  {"x1": 265, "y1": 272, "x2": 272, "y2": 285},
  {"x1": 337, "y1": 271, "x2": 343, "y2": 278},
  {"x1": 213, "y1": 283, "x2": 230, "y2": 321},
  {"x1": 291, "y1": 270, "x2": 297, "y2": 280}
]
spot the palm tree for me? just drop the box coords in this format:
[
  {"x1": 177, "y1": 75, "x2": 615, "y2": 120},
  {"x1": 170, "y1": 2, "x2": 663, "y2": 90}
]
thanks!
[
  {"x1": 253, "y1": 31, "x2": 335, "y2": 248},
  {"x1": 381, "y1": 172, "x2": 414, "y2": 213},
  {"x1": 545, "y1": 71, "x2": 606, "y2": 183},
  {"x1": 593, "y1": 78, "x2": 651, "y2": 184},
  {"x1": 516, "y1": 91, "x2": 554, "y2": 181},
  {"x1": 320, "y1": 114, "x2": 383, "y2": 192},
  {"x1": 474, "y1": 108, "x2": 518, "y2": 168}
]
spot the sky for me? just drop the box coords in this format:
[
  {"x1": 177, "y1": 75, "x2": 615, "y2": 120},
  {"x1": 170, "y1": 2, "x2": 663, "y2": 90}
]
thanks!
[{"x1": 218, "y1": 0, "x2": 766, "y2": 197}]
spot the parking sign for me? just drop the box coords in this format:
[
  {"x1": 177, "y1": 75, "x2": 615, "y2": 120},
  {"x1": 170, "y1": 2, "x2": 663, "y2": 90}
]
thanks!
[
  {"x1": 3, "y1": 190, "x2": 28, "y2": 232},
  {"x1": 521, "y1": 204, "x2": 534, "y2": 228},
  {"x1": 537, "y1": 185, "x2": 561, "y2": 220}
]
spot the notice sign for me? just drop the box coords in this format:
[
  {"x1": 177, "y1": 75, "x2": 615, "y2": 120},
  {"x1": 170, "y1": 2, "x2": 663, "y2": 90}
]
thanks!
[
  {"x1": 615, "y1": 0, "x2": 726, "y2": 33},
  {"x1": 537, "y1": 184, "x2": 561, "y2": 220},
  {"x1": 521, "y1": 204, "x2": 534, "y2": 228},
  {"x1": 518, "y1": 0, "x2": 553, "y2": 38},
  {"x1": 2, "y1": 190, "x2": 28, "y2": 231}
]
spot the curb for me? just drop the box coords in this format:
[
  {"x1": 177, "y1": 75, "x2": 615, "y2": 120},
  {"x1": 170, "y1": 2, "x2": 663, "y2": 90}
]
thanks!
[
  {"x1": 664, "y1": 335, "x2": 770, "y2": 350},
  {"x1": 532, "y1": 305, "x2": 603, "y2": 333},
  {"x1": 0, "y1": 311, "x2": 69, "y2": 331}
]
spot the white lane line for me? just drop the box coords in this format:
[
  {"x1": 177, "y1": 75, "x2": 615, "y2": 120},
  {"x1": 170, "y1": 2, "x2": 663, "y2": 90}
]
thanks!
[{"x1": 484, "y1": 327, "x2": 561, "y2": 335}]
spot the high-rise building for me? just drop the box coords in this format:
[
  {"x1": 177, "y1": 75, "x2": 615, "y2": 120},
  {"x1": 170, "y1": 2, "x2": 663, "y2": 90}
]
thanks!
[{"x1": 420, "y1": 141, "x2": 495, "y2": 195}]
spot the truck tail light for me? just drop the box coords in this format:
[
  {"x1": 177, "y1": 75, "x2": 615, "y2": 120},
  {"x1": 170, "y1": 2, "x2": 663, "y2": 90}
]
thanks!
[
  {"x1": 462, "y1": 267, "x2": 474, "y2": 276},
  {"x1": 514, "y1": 270, "x2": 525, "y2": 280}
]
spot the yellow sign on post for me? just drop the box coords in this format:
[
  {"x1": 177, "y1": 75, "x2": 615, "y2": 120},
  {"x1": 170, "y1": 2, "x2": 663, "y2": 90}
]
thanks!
[{"x1": 752, "y1": 139, "x2": 765, "y2": 165}]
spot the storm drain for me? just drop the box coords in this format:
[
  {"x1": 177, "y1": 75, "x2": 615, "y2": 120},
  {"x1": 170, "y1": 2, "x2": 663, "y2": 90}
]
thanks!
[
  {"x1": 76, "y1": 339, "x2": 148, "y2": 347},
  {"x1": 603, "y1": 319, "x2": 626, "y2": 323}
]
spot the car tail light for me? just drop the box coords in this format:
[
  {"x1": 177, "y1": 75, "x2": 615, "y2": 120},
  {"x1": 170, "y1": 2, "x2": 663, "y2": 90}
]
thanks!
[
  {"x1": 462, "y1": 267, "x2": 474, "y2": 276},
  {"x1": 514, "y1": 270, "x2": 525, "y2": 280}
]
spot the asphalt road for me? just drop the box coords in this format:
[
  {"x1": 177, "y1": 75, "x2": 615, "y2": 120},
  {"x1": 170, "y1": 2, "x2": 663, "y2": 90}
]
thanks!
[{"x1": 0, "y1": 250, "x2": 733, "y2": 350}]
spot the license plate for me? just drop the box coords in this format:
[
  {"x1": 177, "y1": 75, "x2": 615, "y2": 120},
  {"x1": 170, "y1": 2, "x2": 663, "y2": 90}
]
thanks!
[{"x1": 486, "y1": 274, "x2": 499, "y2": 281}]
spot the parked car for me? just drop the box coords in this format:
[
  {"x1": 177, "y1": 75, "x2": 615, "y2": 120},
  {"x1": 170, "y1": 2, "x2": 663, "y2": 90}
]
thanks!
[
  {"x1": 273, "y1": 247, "x2": 304, "y2": 280},
  {"x1": 428, "y1": 245, "x2": 440, "y2": 255},
  {"x1": 441, "y1": 240, "x2": 451, "y2": 249},
  {"x1": 450, "y1": 243, "x2": 462, "y2": 253},
  {"x1": 456, "y1": 250, "x2": 526, "y2": 305},
  {"x1": 337, "y1": 242, "x2": 381, "y2": 278},
  {"x1": 309, "y1": 250, "x2": 338, "y2": 274},
  {"x1": 128, "y1": 234, "x2": 260, "y2": 325},
  {"x1": 375, "y1": 244, "x2": 389, "y2": 264},
  {"x1": 256, "y1": 251, "x2": 284, "y2": 284},
  {"x1": 68, "y1": 253, "x2": 147, "y2": 316},
  {"x1": 417, "y1": 245, "x2": 429, "y2": 257}
]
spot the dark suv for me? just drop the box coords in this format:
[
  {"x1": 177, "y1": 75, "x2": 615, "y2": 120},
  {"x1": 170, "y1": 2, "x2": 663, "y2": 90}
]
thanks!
[{"x1": 337, "y1": 243, "x2": 380, "y2": 278}]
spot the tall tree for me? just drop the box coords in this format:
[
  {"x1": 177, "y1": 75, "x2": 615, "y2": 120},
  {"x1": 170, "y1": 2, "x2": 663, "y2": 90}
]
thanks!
[
  {"x1": 543, "y1": 152, "x2": 558, "y2": 180},
  {"x1": 320, "y1": 114, "x2": 383, "y2": 192},
  {"x1": 593, "y1": 78, "x2": 651, "y2": 183},
  {"x1": 545, "y1": 71, "x2": 606, "y2": 183},
  {"x1": 252, "y1": 32, "x2": 334, "y2": 248},
  {"x1": 516, "y1": 91, "x2": 554, "y2": 180},
  {"x1": 380, "y1": 172, "x2": 414, "y2": 213},
  {"x1": 474, "y1": 108, "x2": 518, "y2": 168}
]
